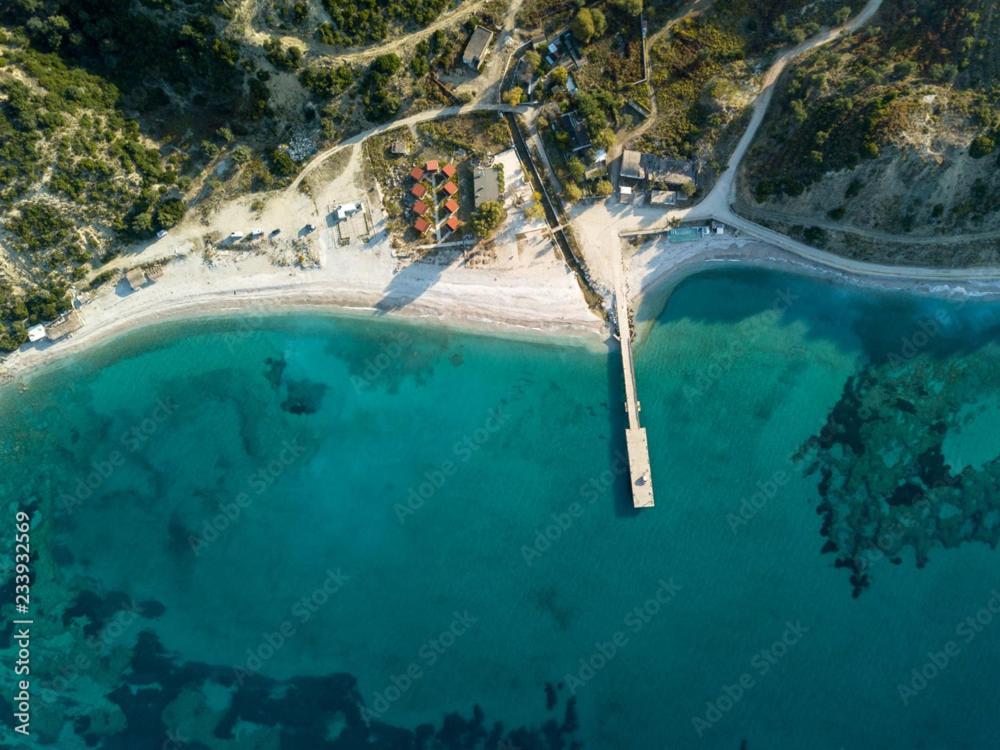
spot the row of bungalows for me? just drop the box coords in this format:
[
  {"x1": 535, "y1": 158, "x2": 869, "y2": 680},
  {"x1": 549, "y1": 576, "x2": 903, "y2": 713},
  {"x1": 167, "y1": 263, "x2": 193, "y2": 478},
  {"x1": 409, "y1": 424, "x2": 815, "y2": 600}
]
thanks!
[
  {"x1": 410, "y1": 160, "x2": 462, "y2": 237},
  {"x1": 413, "y1": 213, "x2": 460, "y2": 235}
]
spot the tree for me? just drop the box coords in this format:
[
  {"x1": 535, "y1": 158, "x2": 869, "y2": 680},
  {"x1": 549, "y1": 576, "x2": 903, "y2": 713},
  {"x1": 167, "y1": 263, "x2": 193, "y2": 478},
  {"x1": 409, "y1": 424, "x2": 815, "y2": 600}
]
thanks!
[
  {"x1": 525, "y1": 197, "x2": 546, "y2": 221},
  {"x1": 970, "y1": 134, "x2": 995, "y2": 158},
  {"x1": 271, "y1": 148, "x2": 297, "y2": 177},
  {"x1": 503, "y1": 86, "x2": 525, "y2": 106},
  {"x1": 594, "y1": 127, "x2": 616, "y2": 151},
  {"x1": 550, "y1": 66, "x2": 568, "y2": 86},
  {"x1": 155, "y1": 198, "x2": 186, "y2": 229},
  {"x1": 524, "y1": 50, "x2": 542, "y2": 72},
  {"x1": 472, "y1": 201, "x2": 506, "y2": 237},
  {"x1": 610, "y1": 0, "x2": 642, "y2": 17},
  {"x1": 591, "y1": 9, "x2": 607, "y2": 38},
  {"x1": 567, "y1": 157, "x2": 586, "y2": 183},
  {"x1": 565, "y1": 183, "x2": 583, "y2": 202},
  {"x1": 595, "y1": 179, "x2": 613, "y2": 197},
  {"x1": 300, "y1": 64, "x2": 354, "y2": 97},
  {"x1": 571, "y1": 9, "x2": 595, "y2": 43}
]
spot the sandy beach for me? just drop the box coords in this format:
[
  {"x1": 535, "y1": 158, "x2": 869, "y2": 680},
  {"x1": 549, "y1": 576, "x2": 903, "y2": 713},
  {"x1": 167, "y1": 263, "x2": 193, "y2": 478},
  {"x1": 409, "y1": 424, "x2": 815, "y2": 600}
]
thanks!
[
  {"x1": 0, "y1": 233, "x2": 609, "y2": 383},
  {"x1": 5, "y1": 136, "x2": 1000, "y2": 384},
  {"x1": 7, "y1": 223, "x2": 1000, "y2": 386}
]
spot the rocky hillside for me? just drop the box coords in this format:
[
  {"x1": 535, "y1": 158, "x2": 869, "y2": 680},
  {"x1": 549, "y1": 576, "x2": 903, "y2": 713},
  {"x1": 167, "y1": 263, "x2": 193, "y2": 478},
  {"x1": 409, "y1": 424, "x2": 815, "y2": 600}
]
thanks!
[
  {"x1": 740, "y1": 0, "x2": 1000, "y2": 240},
  {"x1": 0, "y1": 0, "x2": 494, "y2": 351}
]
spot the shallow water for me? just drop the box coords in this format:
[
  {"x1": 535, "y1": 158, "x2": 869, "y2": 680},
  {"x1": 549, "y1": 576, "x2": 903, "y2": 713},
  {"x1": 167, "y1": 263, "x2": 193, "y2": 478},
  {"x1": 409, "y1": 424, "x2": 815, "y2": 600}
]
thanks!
[{"x1": 2, "y1": 267, "x2": 1000, "y2": 749}]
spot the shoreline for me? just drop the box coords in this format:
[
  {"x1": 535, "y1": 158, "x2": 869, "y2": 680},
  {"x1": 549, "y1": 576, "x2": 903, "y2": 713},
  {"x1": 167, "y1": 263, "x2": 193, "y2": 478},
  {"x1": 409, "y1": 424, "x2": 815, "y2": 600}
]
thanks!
[
  {"x1": 627, "y1": 236, "x2": 1000, "y2": 343},
  {"x1": 5, "y1": 236, "x2": 1000, "y2": 385},
  {"x1": 0, "y1": 248, "x2": 611, "y2": 386}
]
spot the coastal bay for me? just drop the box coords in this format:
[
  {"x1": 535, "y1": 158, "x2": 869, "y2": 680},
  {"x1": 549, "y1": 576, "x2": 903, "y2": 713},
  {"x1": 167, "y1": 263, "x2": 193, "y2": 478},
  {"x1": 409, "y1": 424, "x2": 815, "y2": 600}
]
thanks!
[{"x1": 2, "y1": 266, "x2": 1000, "y2": 748}]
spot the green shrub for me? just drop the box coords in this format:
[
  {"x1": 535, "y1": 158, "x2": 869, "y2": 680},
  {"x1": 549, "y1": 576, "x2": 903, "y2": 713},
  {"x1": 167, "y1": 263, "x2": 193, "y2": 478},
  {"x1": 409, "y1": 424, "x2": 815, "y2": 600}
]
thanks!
[{"x1": 969, "y1": 134, "x2": 995, "y2": 158}]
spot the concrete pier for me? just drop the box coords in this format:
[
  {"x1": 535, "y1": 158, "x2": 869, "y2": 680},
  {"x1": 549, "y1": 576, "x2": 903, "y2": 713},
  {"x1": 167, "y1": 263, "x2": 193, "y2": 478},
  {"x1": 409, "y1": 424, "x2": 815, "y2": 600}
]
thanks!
[{"x1": 615, "y1": 289, "x2": 654, "y2": 508}]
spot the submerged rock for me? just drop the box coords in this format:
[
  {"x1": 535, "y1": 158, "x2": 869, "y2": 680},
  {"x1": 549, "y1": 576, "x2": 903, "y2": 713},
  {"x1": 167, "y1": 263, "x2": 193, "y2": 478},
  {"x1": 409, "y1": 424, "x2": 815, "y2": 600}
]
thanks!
[{"x1": 797, "y1": 350, "x2": 1000, "y2": 596}]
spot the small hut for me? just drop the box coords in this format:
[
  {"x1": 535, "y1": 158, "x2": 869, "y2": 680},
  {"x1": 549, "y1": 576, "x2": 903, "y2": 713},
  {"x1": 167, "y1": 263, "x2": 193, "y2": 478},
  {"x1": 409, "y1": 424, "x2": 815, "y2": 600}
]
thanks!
[
  {"x1": 47, "y1": 310, "x2": 85, "y2": 341},
  {"x1": 125, "y1": 268, "x2": 148, "y2": 291}
]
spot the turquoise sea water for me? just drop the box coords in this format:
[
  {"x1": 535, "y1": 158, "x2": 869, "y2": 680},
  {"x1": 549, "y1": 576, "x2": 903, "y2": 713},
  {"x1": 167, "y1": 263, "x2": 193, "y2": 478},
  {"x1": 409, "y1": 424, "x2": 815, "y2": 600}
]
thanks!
[{"x1": 2, "y1": 267, "x2": 1000, "y2": 749}]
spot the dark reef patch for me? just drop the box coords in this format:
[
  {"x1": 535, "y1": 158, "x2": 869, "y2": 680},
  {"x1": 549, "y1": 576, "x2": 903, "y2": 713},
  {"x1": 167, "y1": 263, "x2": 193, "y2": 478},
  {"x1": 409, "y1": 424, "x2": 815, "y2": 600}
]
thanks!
[
  {"x1": 62, "y1": 629, "x2": 586, "y2": 749},
  {"x1": 62, "y1": 590, "x2": 134, "y2": 638},
  {"x1": 797, "y1": 352, "x2": 1000, "y2": 597},
  {"x1": 281, "y1": 379, "x2": 327, "y2": 415},
  {"x1": 264, "y1": 355, "x2": 286, "y2": 390}
]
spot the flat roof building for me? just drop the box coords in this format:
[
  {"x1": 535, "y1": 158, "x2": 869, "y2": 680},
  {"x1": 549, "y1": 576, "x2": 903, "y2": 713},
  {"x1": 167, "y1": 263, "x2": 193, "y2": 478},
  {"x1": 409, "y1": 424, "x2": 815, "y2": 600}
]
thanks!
[
  {"x1": 27, "y1": 324, "x2": 46, "y2": 343},
  {"x1": 620, "y1": 150, "x2": 643, "y2": 182},
  {"x1": 649, "y1": 189, "x2": 677, "y2": 206},
  {"x1": 473, "y1": 166, "x2": 501, "y2": 208},
  {"x1": 619, "y1": 149, "x2": 696, "y2": 193},
  {"x1": 463, "y1": 26, "x2": 494, "y2": 70}
]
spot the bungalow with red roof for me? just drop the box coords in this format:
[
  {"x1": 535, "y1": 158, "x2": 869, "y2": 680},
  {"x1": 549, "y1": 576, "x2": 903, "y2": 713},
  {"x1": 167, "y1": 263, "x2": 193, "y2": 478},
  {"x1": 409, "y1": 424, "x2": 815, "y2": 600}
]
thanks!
[
  {"x1": 410, "y1": 166, "x2": 425, "y2": 181},
  {"x1": 425, "y1": 160, "x2": 439, "y2": 173},
  {"x1": 414, "y1": 217, "x2": 430, "y2": 234},
  {"x1": 445, "y1": 215, "x2": 460, "y2": 233},
  {"x1": 442, "y1": 181, "x2": 458, "y2": 196},
  {"x1": 411, "y1": 182, "x2": 427, "y2": 198},
  {"x1": 443, "y1": 198, "x2": 459, "y2": 214},
  {"x1": 442, "y1": 163, "x2": 457, "y2": 178},
  {"x1": 413, "y1": 199, "x2": 428, "y2": 216}
]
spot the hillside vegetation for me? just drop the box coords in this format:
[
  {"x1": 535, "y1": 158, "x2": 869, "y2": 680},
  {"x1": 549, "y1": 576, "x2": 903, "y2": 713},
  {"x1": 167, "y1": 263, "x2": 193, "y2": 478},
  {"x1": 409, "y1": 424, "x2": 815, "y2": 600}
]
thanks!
[
  {"x1": 741, "y1": 0, "x2": 1000, "y2": 240},
  {"x1": 0, "y1": 0, "x2": 471, "y2": 352},
  {"x1": 637, "y1": 0, "x2": 858, "y2": 178}
]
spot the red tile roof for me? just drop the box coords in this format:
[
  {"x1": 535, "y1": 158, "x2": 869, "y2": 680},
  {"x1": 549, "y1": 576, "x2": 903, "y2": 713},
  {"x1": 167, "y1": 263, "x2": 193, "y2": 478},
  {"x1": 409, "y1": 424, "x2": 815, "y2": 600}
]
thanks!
[
  {"x1": 410, "y1": 166, "x2": 425, "y2": 181},
  {"x1": 425, "y1": 160, "x2": 439, "y2": 172},
  {"x1": 445, "y1": 215, "x2": 460, "y2": 232},
  {"x1": 443, "y1": 198, "x2": 459, "y2": 214},
  {"x1": 410, "y1": 183, "x2": 427, "y2": 198},
  {"x1": 442, "y1": 163, "x2": 457, "y2": 178},
  {"x1": 442, "y1": 181, "x2": 458, "y2": 196},
  {"x1": 414, "y1": 217, "x2": 429, "y2": 233},
  {"x1": 413, "y1": 199, "x2": 428, "y2": 215}
]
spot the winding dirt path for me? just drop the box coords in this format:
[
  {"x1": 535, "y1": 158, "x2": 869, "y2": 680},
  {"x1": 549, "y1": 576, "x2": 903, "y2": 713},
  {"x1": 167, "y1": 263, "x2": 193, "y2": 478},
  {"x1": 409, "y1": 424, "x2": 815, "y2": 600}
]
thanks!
[
  {"x1": 236, "y1": 0, "x2": 489, "y2": 64},
  {"x1": 289, "y1": 102, "x2": 533, "y2": 191},
  {"x1": 697, "y1": 0, "x2": 885, "y2": 217},
  {"x1": 615, "y1": 0, "x2": 716, "y2": 157}
]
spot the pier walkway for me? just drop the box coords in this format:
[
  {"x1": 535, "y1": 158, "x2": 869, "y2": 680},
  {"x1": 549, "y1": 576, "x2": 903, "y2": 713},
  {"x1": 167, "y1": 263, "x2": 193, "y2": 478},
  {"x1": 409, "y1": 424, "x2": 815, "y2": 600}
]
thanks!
[{"x1": 614, "y1": 259, "x2": 655, "y2": 508}]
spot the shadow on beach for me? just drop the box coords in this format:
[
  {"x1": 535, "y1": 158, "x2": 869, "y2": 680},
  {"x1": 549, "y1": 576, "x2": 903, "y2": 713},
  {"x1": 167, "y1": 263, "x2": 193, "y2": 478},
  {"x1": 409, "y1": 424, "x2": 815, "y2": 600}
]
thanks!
[{"x1": 374, "y1": 251, "x2": 461, "y2": 314}]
